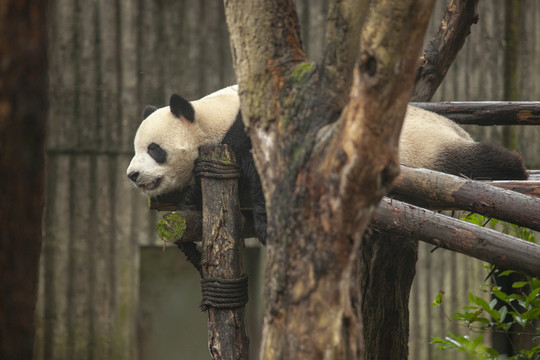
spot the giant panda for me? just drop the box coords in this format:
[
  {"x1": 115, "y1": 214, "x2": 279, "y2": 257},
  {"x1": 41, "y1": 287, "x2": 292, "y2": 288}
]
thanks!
[
  {"x1": 400, "y1": 106, "x2": 527, "y2": 180},
  {"x1": 126, "y1": 85, "x2": 267, "y2": 244},
  {"x1": 126, "y1": 85, "x2": 528, "y2": 244}
]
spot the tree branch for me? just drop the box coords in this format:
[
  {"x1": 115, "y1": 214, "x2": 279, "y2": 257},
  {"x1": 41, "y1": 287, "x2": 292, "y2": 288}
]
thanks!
[
  {"x1": 391, "y1": 166, "x2": 540, "y2": 232},
  {"x1": 411, "y1": 0, "x2": 479, "y2": 101},
  {"x1": 224, "y1": 0, "x2": 306, "y2": 130},
  {"x1": 321, "y1": 0, "x2": 370, "y2": 107},
  {"x1": 322, "y1": 0, "x2": 436, "y2": 230},
  {"x1": 372, "y1": 197, "x2": 540, "y2": 278}
]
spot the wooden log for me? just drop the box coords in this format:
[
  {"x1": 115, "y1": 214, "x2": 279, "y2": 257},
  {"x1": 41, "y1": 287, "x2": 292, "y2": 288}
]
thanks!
[
  {"x1": 198, "y1": 144, "x2": 249, "y2": 360},
  {"x1": 391, "y1": 166, "x2": 540, "y2": 232},
  {"x1": 372, "y1": 197, "x2": 540, "y2": 278},
  {"x1": 487, "y1": 178, "x2": 540, "y2": 199},
  {"x1": 157, "y1": 211, "x2": 202, "y2": 243},
  {"x1": 410, "y1": 101, "x2": 540, "y2": 125},
  {"x1": 156, "y1": 209, "x2": 256, "y2": 243}
]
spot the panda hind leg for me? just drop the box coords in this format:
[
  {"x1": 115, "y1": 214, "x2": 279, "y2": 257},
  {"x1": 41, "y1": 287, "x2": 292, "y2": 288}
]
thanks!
[{"x1": 434, "y1": 142, "x2": 528, "y2": 181}]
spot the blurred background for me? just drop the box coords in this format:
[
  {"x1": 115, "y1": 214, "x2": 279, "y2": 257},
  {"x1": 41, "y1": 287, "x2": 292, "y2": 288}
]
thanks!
[{"x1": 36, "y1": 0, "x2": 540, "y2": 359}]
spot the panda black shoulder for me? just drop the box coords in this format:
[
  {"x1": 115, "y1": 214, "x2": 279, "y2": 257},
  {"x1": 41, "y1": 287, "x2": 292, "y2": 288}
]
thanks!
[{"x1": 221, "y1": 111, "x2": 252, "y2": 159}]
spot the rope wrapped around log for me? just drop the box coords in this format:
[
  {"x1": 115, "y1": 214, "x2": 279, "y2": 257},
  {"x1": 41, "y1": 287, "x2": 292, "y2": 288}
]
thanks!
[
  {"x1": 194, "y1": 157, "x2": 241, "y2": 179},
  {"x1": 200, "y1": 274, "x2": 249, "y2": 311}
]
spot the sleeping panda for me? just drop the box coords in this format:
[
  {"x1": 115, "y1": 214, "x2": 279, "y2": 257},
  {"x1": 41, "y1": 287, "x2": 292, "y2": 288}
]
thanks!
[
  {"x1": 126, "y1": 85, "x2": 267, "y2": 244},
  {"x1": 400, "y1": 106, "x2": 527, "y2": 180},
  {"x1": 126, "y1": 85, "x2": 528, "y2": 244}
]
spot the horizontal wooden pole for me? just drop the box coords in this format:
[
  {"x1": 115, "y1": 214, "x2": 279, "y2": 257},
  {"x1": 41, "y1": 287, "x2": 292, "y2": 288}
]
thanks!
[
  {"x1": 157, "y1": 209, "x2": 256, "y2": 243},
  {"x1": 373, "y1": 197, "x2": 540, "y2": 278},
  {"x1": 391, "y1": 166, "x2": 540, "y2": 232},
  {"x1": 487, "y1": 179, "x2": 540, "y2": 198},
  {"x1": 411, "y1": 101, "x2": 540, "y2": 125}
]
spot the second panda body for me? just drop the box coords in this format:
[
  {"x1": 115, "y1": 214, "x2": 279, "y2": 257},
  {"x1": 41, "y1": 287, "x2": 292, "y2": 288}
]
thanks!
[{"x1": 127, "y1": 86, "x2": 528, "y2": 244}]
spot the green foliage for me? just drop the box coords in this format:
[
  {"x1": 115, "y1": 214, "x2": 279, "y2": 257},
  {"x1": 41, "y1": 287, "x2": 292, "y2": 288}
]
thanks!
[{"x1": 431, "y1": 214, "x2": 540, "y2": 359}]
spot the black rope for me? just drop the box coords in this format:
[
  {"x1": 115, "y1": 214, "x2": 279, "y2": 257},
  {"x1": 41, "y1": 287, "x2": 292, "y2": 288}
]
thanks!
[
  {"x1": 200, "y1": 274, "x2": 248, "y2": 311},
  {"x1": 194, "y1": 157, "x2": 241, "y2": 179}
]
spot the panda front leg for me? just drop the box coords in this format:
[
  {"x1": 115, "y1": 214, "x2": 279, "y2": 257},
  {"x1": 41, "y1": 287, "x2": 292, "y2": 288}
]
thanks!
[{"x1": 176, "y1": 180, "x2": 203, "y2": 211}]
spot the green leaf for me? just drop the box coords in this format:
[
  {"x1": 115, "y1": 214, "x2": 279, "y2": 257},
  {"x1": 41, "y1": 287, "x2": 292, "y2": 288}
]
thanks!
[
  {"x1": 497, "y1": 306, "x2": 508, "y2": 324},
  {"x1": 512, "y1": 281, "x2": 529, "y2": 288},
  {"x1": 492, "y1": 287, "x2": 509, "y2": 302},
  {"x1": 498, "y1": 269, "x2": 516, "y2": 277},
  {"x1": 432, "y1": 290, "x2": 445, "y2": 306}
]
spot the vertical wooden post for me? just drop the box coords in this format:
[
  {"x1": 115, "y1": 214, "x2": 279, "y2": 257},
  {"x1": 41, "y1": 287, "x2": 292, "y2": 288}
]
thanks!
[{"x1": 198, "y1": 144, "x2": 249, "y2": 360}]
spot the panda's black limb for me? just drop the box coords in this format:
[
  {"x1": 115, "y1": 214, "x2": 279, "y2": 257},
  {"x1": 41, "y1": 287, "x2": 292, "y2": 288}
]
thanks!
[
  {"x1": 222, "y1": 112, "x2": 268, "y2": 245},
  {"x1": 434, "y1": 142, "x2": 528, "y2": 181}
]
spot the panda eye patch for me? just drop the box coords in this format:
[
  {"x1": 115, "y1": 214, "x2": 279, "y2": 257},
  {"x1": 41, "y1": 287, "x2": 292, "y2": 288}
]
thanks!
[{"x1": 147, "y1": 143, "x2": 167, "y2": 164}]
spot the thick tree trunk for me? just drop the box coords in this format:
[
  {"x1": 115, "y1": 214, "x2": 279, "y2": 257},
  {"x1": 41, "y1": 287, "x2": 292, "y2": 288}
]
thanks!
[
  {"x1": 360, "y1": 233, "x2": 418, "y2": 359},
  {"x1": 225, "y1": 0, "x2": 434, "y2": 358},
  {"x1": 0, "y1": 1, "x2": 48, "y2": 359}
]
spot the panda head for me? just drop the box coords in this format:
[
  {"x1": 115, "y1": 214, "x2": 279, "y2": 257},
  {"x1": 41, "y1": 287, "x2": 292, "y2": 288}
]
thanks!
[{"x1": 126, "y1": 86, "x2": 239, "y2": 197}]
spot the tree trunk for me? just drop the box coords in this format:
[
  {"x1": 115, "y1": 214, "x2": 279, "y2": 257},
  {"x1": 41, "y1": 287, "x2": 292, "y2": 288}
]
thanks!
[
  {"x1": 0, "y1": 1, "x2": 48, "y2": 359},
  {"x1": 224, "y1": 0, "x2": 434, "y2": 358},
  {"x1": 360, "y1": 233, "x2": 418, "y2": 359}
]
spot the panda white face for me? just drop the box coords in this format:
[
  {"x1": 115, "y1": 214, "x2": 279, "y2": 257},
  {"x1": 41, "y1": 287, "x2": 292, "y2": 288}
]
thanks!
[
  {"x1": 126, "y1": 105, "x2": 204, "y2": 197},
  {"x1": 127, "y1": 86, "x2": 240, "y2": 197}
]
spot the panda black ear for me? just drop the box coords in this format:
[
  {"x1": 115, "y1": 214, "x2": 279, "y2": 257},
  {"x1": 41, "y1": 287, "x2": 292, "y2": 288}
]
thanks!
[
  {"x1": 142, "y1": 106, "x2": 157, "y2": 120},
  {"x1": 169, "y1": 94, "x2": 195, "y2": 122}
]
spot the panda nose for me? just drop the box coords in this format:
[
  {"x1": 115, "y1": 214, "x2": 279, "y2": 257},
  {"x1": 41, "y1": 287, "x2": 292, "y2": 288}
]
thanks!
[{"x1": 127, "y1": 171, "x2": 139, "y2": 183}]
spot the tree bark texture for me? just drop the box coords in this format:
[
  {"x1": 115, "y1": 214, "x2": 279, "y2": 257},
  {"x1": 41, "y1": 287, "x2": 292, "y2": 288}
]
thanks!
[
  {"x1": 372, "y1": 197, "x2": 540, "y2": 278},
  {"x1": 411, "y1": 0, "x2": 479, "y2": 101},
  {"x1": 360, "y1": 233, "x2": 418, "y2": 359},
  {"x1": 225, "y1": 0, "x2": 435, "y2": 358},
  {"x1": 199, "y1": 145, "x2": 249, "y2": 360},
  {"x1": 487, "y1": 178, "x2": 540, "y2": 199},
  {"x1": 411, "y1": 101, "x2": 540, "y2": 125},
  {"x1": 0, "y1": 2, "x2": 48, "y2": 359},
  {"x1": 392, "y1": 166, "x2": 540, "y2": 231}
]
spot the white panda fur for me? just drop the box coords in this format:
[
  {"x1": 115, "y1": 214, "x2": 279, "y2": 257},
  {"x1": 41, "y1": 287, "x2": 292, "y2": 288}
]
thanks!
[
  {"x1": 127, "y1": 86, "x2": 527, "y2": 244},
  {"x1": 400, "y1": 105, "x2": 473, "y2": 169},
  {"x1": 400, "y1": 106, "x2": 527, "y2": 180},
  {"x1": 127, "y1": 85, "x2": 240, "y2": 197},
  {"x1": 127, "y1": 85, "x2": 268, "y2": 243}
]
